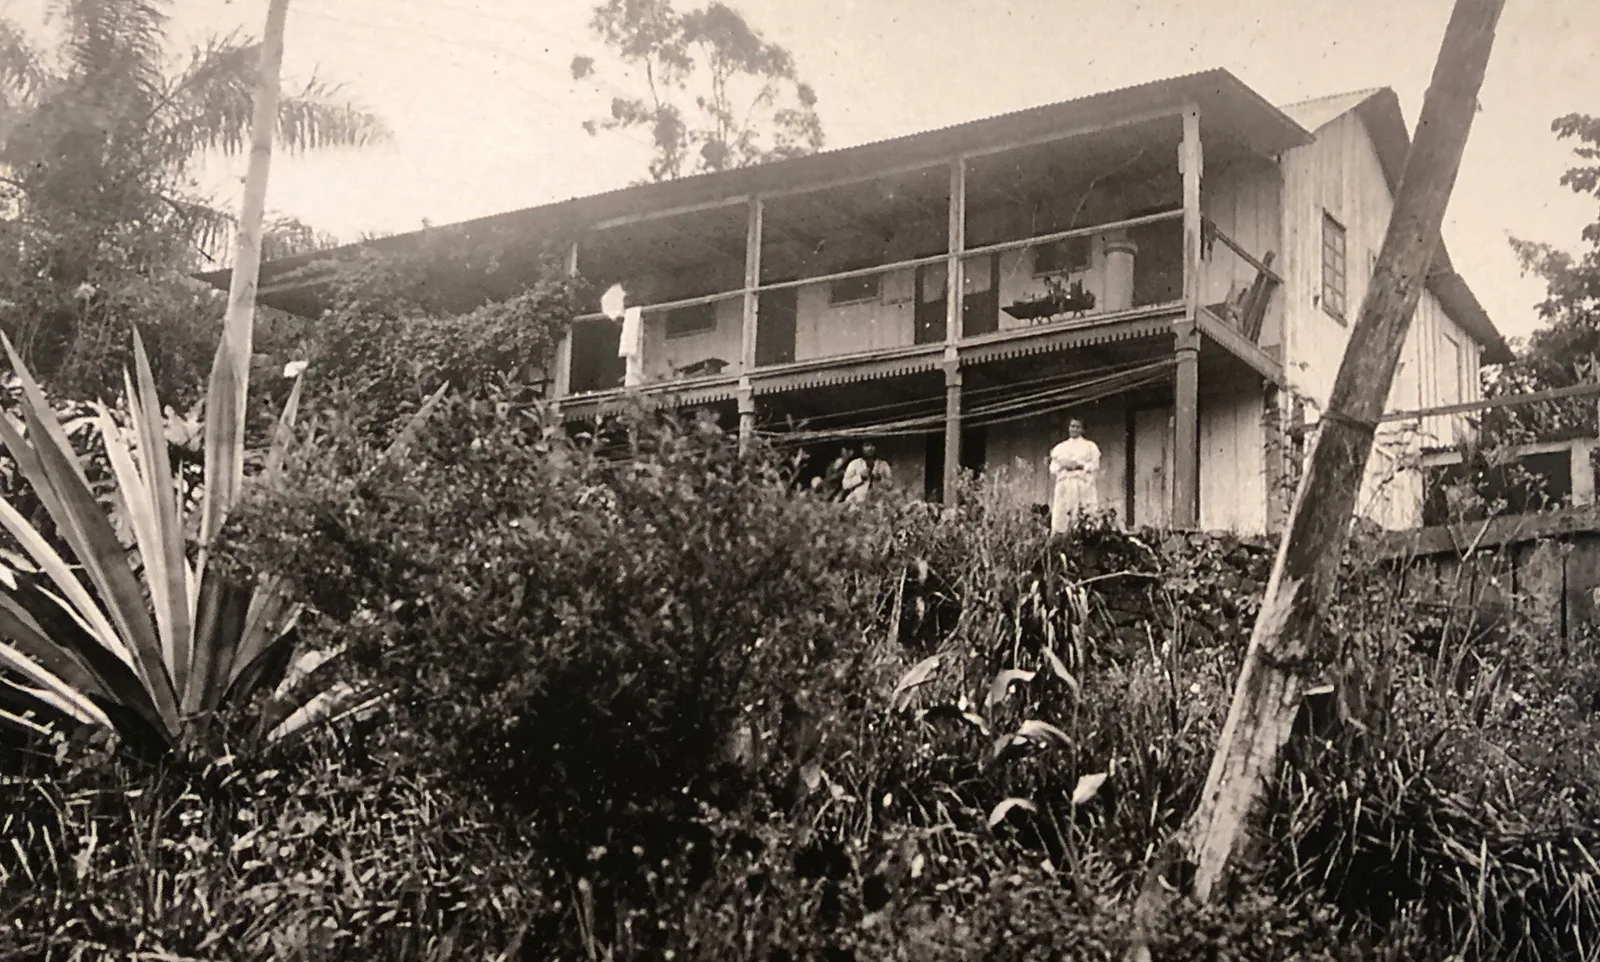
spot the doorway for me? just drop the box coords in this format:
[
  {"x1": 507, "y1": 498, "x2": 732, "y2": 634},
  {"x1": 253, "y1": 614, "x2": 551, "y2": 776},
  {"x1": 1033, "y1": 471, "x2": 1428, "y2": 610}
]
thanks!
[
  {"x1": 756, "y1": 287, "x2": 799, "y2": 366},
  {"x1": 925, "y1": 426, "x2": 988, "y2": 502}
]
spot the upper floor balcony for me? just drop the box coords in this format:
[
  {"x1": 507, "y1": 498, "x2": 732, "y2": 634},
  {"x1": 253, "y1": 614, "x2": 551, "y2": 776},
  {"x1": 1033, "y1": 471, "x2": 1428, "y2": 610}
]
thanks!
[{"x1": 556, "y1": 106, "x2": 1288, "y2": 408}]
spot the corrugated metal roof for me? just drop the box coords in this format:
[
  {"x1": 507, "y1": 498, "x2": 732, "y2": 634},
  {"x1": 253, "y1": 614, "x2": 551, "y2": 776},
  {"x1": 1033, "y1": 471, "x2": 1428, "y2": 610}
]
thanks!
[
  {"x1": 199, "y1": 67, "x2": 1310, "y2": 308},
  {"x1": 198, "y1": 70, "x2": 1508, "y2": 363}
]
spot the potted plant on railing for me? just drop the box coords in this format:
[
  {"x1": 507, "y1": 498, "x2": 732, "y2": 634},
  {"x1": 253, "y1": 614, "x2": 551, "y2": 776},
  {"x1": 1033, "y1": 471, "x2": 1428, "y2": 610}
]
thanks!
[{"x1": 1003, "y1": 276, "x2": 1098, "y2": 322}]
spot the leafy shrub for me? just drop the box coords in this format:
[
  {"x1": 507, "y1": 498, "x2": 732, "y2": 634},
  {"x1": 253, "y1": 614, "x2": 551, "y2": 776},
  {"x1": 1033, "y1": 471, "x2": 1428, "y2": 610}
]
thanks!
[
  {"x1": 218, "y1": 406, "x2": 1600, "y2": 961},
  {"x1": 0, "y1": 731, "x2": 540, "y2": 961},
  {"x1": 224, "y1": 404, "x2": 900, "y2": 915}
]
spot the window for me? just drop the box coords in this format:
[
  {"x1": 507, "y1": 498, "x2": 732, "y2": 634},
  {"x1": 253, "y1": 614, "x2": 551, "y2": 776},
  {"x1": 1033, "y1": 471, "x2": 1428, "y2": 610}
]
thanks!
[
  {"x1": 665, "y1": 301, "x2": 716, "y2": 338},
  {"x1": 1321, "y1": 212, "x2": 1348, "y2": 322},
  {"x1": 1442, "y1": 332, "x2": 1464, "y2": 401},
  {"x1": 829, "y1": 273, "x2": 880, "y2": 305},
  {"x1": 1033, "y1": 235, "x2": 1091, "y2": 276}
]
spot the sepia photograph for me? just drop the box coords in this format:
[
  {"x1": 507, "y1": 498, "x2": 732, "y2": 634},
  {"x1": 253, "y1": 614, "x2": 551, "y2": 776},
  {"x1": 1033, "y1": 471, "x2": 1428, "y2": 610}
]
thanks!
[{"x1": 1, "y1": 0, "x2": 1598, "y2": 958}]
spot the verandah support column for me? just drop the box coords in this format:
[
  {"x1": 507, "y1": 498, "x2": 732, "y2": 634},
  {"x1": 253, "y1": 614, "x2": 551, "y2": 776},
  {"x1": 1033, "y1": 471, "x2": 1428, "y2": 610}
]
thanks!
[
  {"x1": 941, "y1": 158, "x2": 966, "y2": 503},
  {"x1": 737, "y1": 378, "x2": 756, "y2": 453},
  {"x1": 738, "y1": 197, "x2": 762, "y2": 452},
  {"x1": 1173, "y1": 104, "x2": 1203, "y2": 528},
  {"x1": 550, "y1": 240, "x2": 579, "y2": 419},
  {"x1": 741, "y1": 197, "x2": 763, "y2": 374},
  {"x1": 942, "y1": 360, "x2": 962, "y2": 504}
]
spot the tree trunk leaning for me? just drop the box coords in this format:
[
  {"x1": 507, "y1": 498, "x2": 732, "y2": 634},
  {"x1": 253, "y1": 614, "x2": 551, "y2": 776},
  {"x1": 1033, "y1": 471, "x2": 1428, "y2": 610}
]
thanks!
[{"x1": 1131, "y1": 0, "x2": 1507, "y2": 953}]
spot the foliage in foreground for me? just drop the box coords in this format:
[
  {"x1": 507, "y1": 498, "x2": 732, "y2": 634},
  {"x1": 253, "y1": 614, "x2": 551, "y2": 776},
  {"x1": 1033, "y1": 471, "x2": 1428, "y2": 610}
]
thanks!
[{"x1": 7, "y1": 409, "x2": 1600, "y2": 960}]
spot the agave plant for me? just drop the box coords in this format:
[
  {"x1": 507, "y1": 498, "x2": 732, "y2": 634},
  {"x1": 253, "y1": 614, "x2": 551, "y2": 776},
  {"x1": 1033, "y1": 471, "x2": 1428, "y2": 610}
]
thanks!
[{"x1": 0, "y1": 329, "x2": 438, "y2": 751}]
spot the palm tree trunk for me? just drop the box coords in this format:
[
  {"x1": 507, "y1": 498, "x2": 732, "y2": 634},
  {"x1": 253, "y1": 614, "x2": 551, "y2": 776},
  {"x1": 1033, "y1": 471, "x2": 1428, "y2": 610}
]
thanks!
[{"x1": 203, "y1": 0, "x2": 288, "y2": 540}]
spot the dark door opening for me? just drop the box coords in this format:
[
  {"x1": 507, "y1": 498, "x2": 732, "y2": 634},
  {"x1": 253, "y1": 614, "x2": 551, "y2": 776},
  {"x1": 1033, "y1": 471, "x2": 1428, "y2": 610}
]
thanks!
[
  {"x1": 1128, "y1": 206, "x2": 1184, "y2": 307},
  {"x1": 924, "y1": 426, "x2": 989, "y2": 502},
  {"x1": 914, "y1": 264, "x2": 946, "y2": 345},
  {"x1": 756, "y1": 287, "x2": 799, "y2": 366},
  {"x1": 569, "y1": 318, "x2": 625, "y2": 393},
  {"x1": 962, "y1": 252, "x2": 1000, "y2": 337}
]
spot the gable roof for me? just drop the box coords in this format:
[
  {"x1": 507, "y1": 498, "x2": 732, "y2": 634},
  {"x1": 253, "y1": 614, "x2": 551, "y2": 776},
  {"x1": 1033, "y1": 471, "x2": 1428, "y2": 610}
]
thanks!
[{"x1": 1279, "y1": 87, "x2": 1512, "y2": 363}]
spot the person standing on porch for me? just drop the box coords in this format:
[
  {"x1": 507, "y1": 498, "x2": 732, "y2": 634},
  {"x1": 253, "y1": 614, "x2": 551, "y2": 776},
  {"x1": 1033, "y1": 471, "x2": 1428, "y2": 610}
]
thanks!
[
  {"x1": 1048, "y1": 418, "x2": 1100, "y2": 532},
  {"x1": 843, "y1": 442, "x2": 893, "y2": 504}
]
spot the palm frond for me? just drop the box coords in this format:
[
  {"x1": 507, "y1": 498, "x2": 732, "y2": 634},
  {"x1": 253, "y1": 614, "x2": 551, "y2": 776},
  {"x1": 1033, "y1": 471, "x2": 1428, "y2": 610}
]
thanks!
[
  {"x1": 49, "y1": 0, "x2": 168, "y2": 102},
  {"x1": 275, "y1": 73, "x2": 392, "y2": 154},
  {"x1": 0, "y1": 18, "x2": 49, "y2": 102},
  {"x1": 160, "y1": 36, "x2": 391, "y2": 158},
  {"x1": 162, "y1": 195, "x2": 236, "y2": 264}
]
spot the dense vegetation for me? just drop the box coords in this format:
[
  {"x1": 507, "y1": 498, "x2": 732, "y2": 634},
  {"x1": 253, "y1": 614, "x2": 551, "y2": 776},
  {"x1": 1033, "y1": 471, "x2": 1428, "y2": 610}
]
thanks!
[
  {"x1": 4, "y1": 384, "x2": 1598, "y2": 959},
  {"x1": 1, "y1": 8, "x2": 1597, "y2": 955}
]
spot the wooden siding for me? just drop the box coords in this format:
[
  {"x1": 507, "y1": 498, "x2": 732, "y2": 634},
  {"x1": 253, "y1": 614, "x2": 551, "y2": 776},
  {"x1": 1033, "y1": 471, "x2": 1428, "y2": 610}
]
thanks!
[
  {"x1": 1279, "y1": 110, "x2": 1483, "y2": 529},
  {"x1": 792, "y1": 274, "x2": 918, "y2": 360},
  {"x1": 1199, "y1": 383, "x2": 1268, "y2": 535},
  {"x1": 985, "y1": 400, "x2": 1130, "y2": 522},
  {"x1": 1201, "y1": 158, "x2": 1285, "y2": 350},
  {"x1": 641, "y1": 296, "x2": 745, "y2": 381}
]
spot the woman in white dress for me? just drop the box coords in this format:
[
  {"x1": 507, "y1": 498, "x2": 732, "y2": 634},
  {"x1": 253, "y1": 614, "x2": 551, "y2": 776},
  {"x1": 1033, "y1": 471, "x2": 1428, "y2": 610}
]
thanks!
[{"x1": 1048, "y1": 417, "x2": 1100, "y2": 532}]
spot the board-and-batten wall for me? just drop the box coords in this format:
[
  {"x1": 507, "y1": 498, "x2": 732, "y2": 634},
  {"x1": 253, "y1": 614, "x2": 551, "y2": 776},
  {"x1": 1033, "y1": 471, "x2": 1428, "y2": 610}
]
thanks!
[
  {"x1": 981, "y1": 387, "x2": 1267, "y2": 536},
  {"x1": 1277, "y1": 110, "x2": 1483, "y2": 530}
]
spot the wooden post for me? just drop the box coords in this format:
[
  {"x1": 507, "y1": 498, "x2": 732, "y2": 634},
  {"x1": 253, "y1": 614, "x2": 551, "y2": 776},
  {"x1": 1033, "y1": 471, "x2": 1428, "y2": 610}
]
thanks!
[
  {"x1": 1263, "y1": 383, "x2": 1285, "y2": 533},
  {"x1": 737, "y1": 378, "x2": 756, "y2": 454},
  {"x1": 945, "y1": 158, "x2": 966, "y2": 347},
  {"x1": 551, "y1": 240, "x2": 578, "y2": 411},
  {"x1": 1131, "y1": 0, "x2": 1506, "y2": 947},
  {"x1": 943, "y1": 360, "x2": 962, "y2": 504},
  {"x1": 741, "y1": 197, "x2": 763, "y2": 373},
  {"x1": 1173, "y1": 105, "x2": 1203, "y2": 528}
]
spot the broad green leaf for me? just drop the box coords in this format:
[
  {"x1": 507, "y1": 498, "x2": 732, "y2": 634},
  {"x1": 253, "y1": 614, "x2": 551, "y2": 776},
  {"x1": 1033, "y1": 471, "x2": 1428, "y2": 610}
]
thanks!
[
  {"x1": 1015, "y1": 719, "x2": 1071, "y2": 750},
  {"x1": 131, "y1": 333, "x2": 193, "y2": 700},
  {"x1": 199, "y1": 325, "x2": 246, "y2": 547},
  {"x1": 0, "y1": 335, "x2": 96, "y2": 493},
  {"x1": 0, "y1": 645, "x2": 112, "y2": 729},
  {"x1": 380, "y1": 381, "x2": 450, "y2": 463},
  {"x1": 0, "y1": 489, "x2": 129, "y2": 669},
  {"x1": 96, "y1": 408, "x2": 168, "y2": 656},
  {"x1": 0, "y1": 591, "x2": 108, "y2": 699},
  {"x1": 0, "y1": 581, "x2": 167, "y2": 736},
  {"x1": 1042, "y1": 647, "x2": 1081, "y2": 694},
  {"x1": 187, "y1": 571, "x2": 252, "y2": 715},
  {"x1": 227, "y1": 580, "x2": 300, "y2": 690},
  {"x1": 261, "y1": 371, "x2": 304, "y2": 484}
]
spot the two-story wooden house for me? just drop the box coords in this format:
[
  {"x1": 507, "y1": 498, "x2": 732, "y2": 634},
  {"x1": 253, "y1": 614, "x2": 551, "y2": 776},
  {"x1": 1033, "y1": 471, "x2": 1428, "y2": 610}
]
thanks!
[{"x1": 219, "y1": 69, "x2": 1510, "y2": 534}]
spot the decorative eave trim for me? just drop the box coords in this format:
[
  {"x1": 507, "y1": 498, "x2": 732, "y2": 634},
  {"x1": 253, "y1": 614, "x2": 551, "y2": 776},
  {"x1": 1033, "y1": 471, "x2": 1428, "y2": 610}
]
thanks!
[
  {"x1": 961, "y1": 315, "x2": 1175, "y2": 365},
  {"x1": 559, "y1": 376, "x2": 741, "y2": 420},
  {"x1": 752, "y1": 348, "x2": 945, "y2": 395}
]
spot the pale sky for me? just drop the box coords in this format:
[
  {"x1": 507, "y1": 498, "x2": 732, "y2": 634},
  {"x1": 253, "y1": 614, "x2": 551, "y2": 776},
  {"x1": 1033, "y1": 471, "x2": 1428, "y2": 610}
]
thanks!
[{"x1": 9, "y1": 0, "x2": 1600, "y2": 344}]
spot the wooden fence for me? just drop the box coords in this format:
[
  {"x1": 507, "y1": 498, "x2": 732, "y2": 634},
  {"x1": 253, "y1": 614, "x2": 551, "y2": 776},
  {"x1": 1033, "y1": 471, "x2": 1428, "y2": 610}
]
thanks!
[{"x1": 1373, "y1": 505, "x2": 1600, "y2": 638}]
